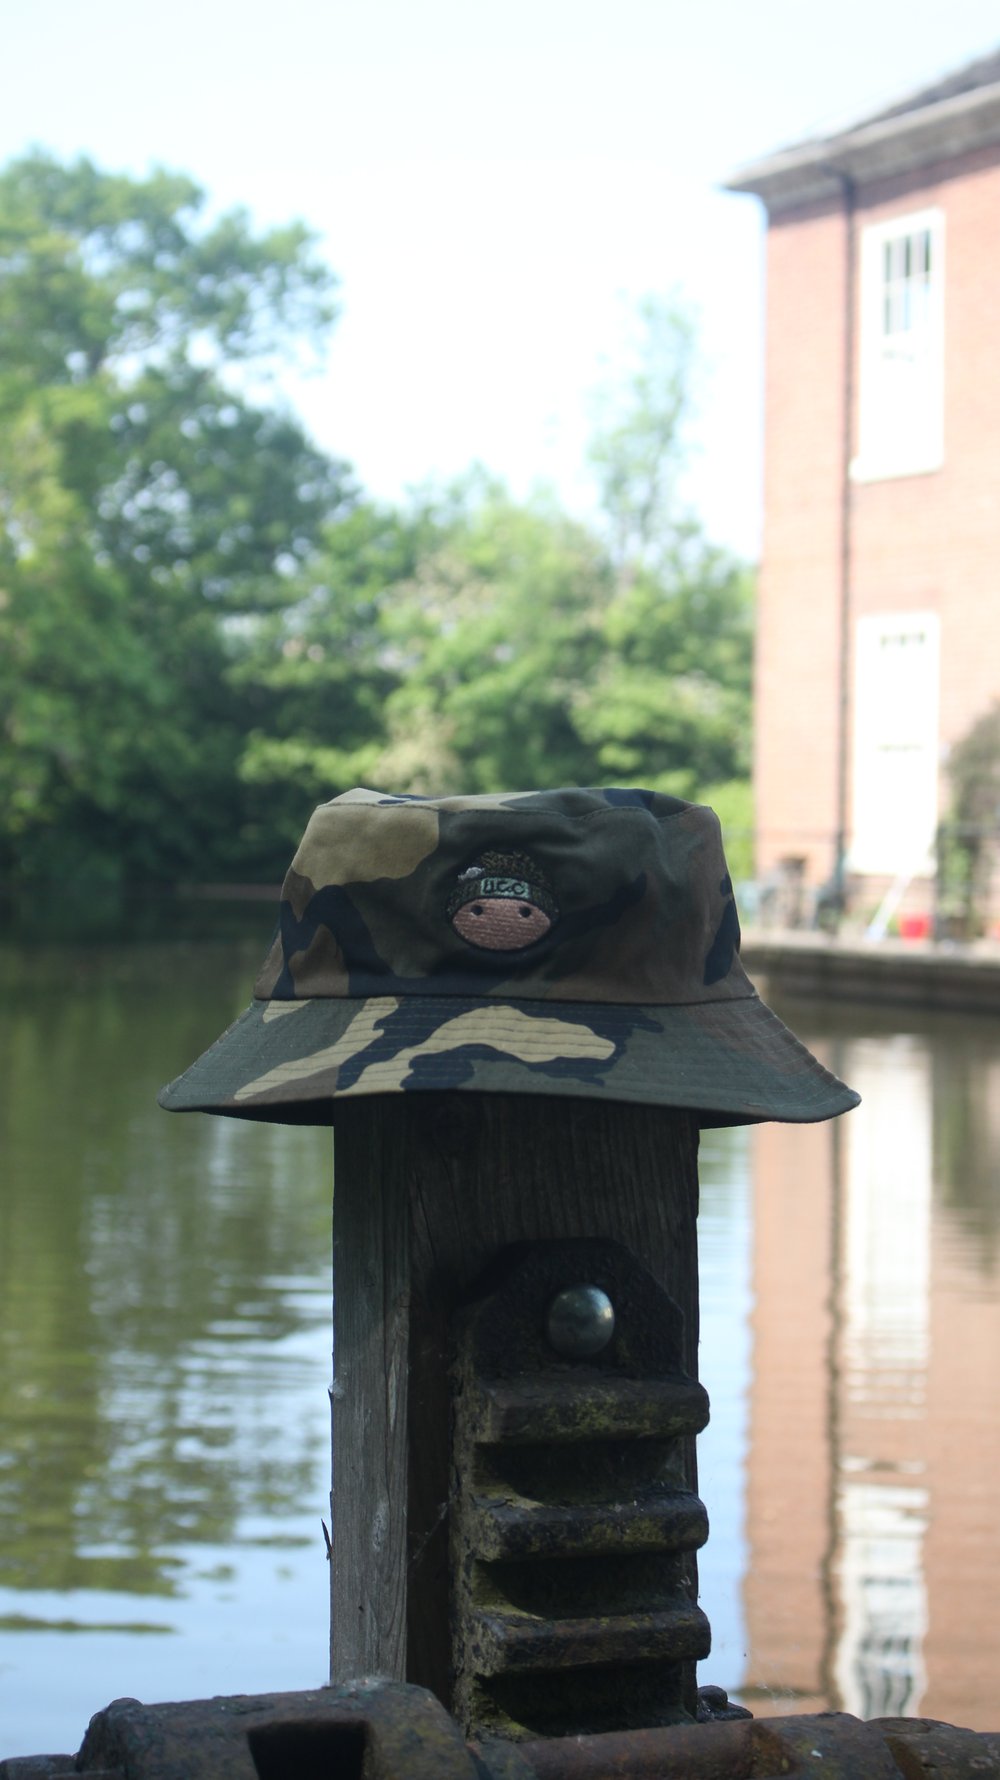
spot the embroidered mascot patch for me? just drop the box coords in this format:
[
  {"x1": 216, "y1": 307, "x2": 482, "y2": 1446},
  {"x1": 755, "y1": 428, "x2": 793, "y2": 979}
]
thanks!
[{"x1": 446, "y1": 850, "x2": 559, "y2": 951}]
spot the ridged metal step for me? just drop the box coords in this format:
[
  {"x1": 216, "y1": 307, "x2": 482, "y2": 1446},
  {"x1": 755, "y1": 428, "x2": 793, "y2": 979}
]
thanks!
[
  {"x1": 469, "y1": 1489, "x2": 708, "y2": 1560},
  {"x1": 451, "y1": 1242, "x2": 712, "y2": 1737},
  {"x1": 472, "y1": 1374, "x2": 710, "y2": 1444},
  {"x1": 469, "y1": 1599, "x2": 712, "y2": 1675}
]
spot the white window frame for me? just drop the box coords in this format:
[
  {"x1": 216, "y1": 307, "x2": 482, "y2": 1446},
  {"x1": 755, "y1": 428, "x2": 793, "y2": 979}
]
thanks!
[{"x1": 853, "y1": 207, "x2": 945, "y2": 483}]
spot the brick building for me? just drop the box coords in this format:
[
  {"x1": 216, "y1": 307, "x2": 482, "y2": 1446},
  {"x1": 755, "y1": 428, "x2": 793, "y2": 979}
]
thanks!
[{"x1": 728, "y1": 52, "x2": 1000, "y2": 928}]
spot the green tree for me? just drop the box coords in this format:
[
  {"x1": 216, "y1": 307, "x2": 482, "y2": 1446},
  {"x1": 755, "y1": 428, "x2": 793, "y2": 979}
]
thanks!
[
  {"x1": 940, "y1": 701, "x2": 1000, "y2": 935},
  {"x1": 0, "y1": 151, "x2": 350, "y2": 884},
  {"x1": 1, "y1": 173, "x2": 755, "y2": 886},
  {"x1": 586, "y1": 295, "x2": 697, "y2": 578},
  {"x1": 232, "y1": 500, "x2": 436, "y2": 868},
  {"x1": 253, "y1": 440, "x2": 752, "y2": 849},
  {"x1": 229, "y1": 472, "x2": 617, "y2": 811},
  {"x1": 367, "y1": 476, "x2": 613, "y2": 793},
  {"x1": 580, "y1": 295, "x2": 755, "y2": 867}
]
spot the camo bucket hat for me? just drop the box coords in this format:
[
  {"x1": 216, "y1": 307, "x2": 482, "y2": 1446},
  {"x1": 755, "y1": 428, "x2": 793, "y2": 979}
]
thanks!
[{"x1": 158, "y1": 786, "x2": 859, "y2": 1128}]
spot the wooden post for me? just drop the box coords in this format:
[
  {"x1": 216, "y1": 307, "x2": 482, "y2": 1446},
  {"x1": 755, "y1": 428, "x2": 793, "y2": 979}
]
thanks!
[{"x1": 330, "y1": 1091, "x2": 707, "y2": 1737}]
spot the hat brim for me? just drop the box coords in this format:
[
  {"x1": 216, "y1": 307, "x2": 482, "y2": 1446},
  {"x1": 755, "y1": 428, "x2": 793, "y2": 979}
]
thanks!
[{"x1": 157, "y1": 991, "x2": 859, "y2": 1129}]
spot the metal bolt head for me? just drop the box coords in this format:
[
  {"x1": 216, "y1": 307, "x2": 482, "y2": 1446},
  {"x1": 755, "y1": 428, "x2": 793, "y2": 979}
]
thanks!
[{"x1": 545, "y1": 1284, "x2": 616, "y2": 1359}]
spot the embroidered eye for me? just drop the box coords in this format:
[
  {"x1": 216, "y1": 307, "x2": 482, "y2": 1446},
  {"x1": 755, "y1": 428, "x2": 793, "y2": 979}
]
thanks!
[{"x1": 518, "y1": 904, "x2": 532, "y2": 918}]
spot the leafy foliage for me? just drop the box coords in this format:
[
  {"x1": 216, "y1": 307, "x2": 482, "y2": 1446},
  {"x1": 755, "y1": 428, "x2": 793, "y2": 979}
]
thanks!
[
  {"x1": 940, "y1": 701, "x2": 1000, "y2": 934},
  {"x1": 0, "y1": 153, "x2": 753, "y2": 885},
  {"x1": 574, "y1": 545, "x2": 753, "y2": 793},
  {"x1": 369, "y1": 480, "x2": 613, "y2": 793},
  {"x1": 0, "y1": 152, "x2": 351, "y2": 882},
  {"x1": 586, "y1": 295, "x2": 697, "y2": 577}
]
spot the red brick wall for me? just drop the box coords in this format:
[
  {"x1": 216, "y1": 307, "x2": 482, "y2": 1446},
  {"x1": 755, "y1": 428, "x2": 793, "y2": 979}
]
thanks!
[
  {"x1": 755, "y1": 143, "x2": 1000, "y2": 896},
  {"x1": 757, "y1": 198, "x2": 849, "y2": 888}
]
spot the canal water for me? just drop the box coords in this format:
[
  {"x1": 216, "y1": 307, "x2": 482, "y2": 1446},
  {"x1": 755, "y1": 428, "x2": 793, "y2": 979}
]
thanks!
[{"x1": 1, "y1": 912, "x2": 999, "y2": 1753}]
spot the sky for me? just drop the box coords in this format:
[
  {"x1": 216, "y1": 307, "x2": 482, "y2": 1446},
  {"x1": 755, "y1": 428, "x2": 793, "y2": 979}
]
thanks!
[{"x1": 4, "y1": 0, "x2": 1000, "y2": 559}]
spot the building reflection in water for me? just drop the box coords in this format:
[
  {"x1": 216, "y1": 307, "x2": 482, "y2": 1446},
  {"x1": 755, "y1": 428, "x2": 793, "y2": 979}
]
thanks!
[
  {"x1": 730, "y1": 1003, "x2": 1000, "y2": 1732},
  {"x1": 836, "y1": 1038, "x2": 930, "y2": 1719}
]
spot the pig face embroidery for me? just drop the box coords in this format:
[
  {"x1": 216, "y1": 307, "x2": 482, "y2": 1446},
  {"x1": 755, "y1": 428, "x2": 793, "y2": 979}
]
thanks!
[{"x1": 446, "y1": 849, "x2": 559, "y2": 952}]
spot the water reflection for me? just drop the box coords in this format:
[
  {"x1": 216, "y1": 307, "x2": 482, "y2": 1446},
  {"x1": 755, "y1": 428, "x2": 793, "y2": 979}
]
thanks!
[
  {"x1": 2, "y1": 937, "x2": 1000, "y2": 1753},
  {"x1": 719, "y1": 992, "x2": 1000, "y2": 1733},
  {"x1": 0, "y1": 928, "x2": 332, "y2": 1749}
]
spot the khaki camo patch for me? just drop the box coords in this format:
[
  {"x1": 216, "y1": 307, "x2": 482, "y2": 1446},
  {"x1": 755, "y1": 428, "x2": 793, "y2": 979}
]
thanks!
[
  {"x1": 234, "y1": 1002, "x2": 615, "y2": 1103},
  {"x1": 292, "y1": 803, "x2": 440, "y2": 889},
  {"x1": 235, "y1": 1000, "x2": 401, "y2": 1100},
  {"x1": 343, "y1": 1007, "x2": 614, "y2": 1096},
  {"x1": 261, "y1": 1000, "x2": 310, "y2": 1022}
]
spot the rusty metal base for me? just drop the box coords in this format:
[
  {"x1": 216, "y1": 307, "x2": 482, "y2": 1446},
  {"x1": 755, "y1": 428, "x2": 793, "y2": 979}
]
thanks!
[{"x1": 3, "y1": 1678, "x2": 999, "y2": 1779}]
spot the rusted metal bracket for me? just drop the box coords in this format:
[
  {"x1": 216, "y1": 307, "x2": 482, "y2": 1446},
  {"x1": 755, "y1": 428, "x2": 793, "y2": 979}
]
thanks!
[
  {"x1": 450, "y1": 1239, "x2": 711, "y2": 1741},
  {"x1": 5, "y1": 1684, "x2": 999, "y2": 1780},
  {"x1": 0, "y1": 1679, "x2": 534, "y2": 1780},
  {"x1": 512, "y1": 1709, "x2": 1000, "y2": 1777}
]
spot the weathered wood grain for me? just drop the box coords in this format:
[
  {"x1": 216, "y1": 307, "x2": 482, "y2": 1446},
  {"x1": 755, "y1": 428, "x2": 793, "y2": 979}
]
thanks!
[{"x1": 329, "y1": 1092, "x2": 701, "y2": 1705}]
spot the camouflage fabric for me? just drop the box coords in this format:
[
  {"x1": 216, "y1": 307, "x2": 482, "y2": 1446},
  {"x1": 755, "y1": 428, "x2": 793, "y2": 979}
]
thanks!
[{"x1": 158, "y1": 787, "x2": 860, "y2": 1127}]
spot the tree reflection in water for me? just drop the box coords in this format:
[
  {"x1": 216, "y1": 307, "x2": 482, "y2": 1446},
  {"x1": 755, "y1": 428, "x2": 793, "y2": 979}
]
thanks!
[
  {"x1": 0, "y1": 918, "x2": 332, "y2": 1749},
  {"x1": 2, "y1": 932, "x2": 999, "y2": 1751}
]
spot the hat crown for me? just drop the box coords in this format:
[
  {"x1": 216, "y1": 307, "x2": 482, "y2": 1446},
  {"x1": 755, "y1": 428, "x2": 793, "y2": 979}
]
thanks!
[{"x1": 254, "y1": 787, "x2": 746, "y2": 1008}]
